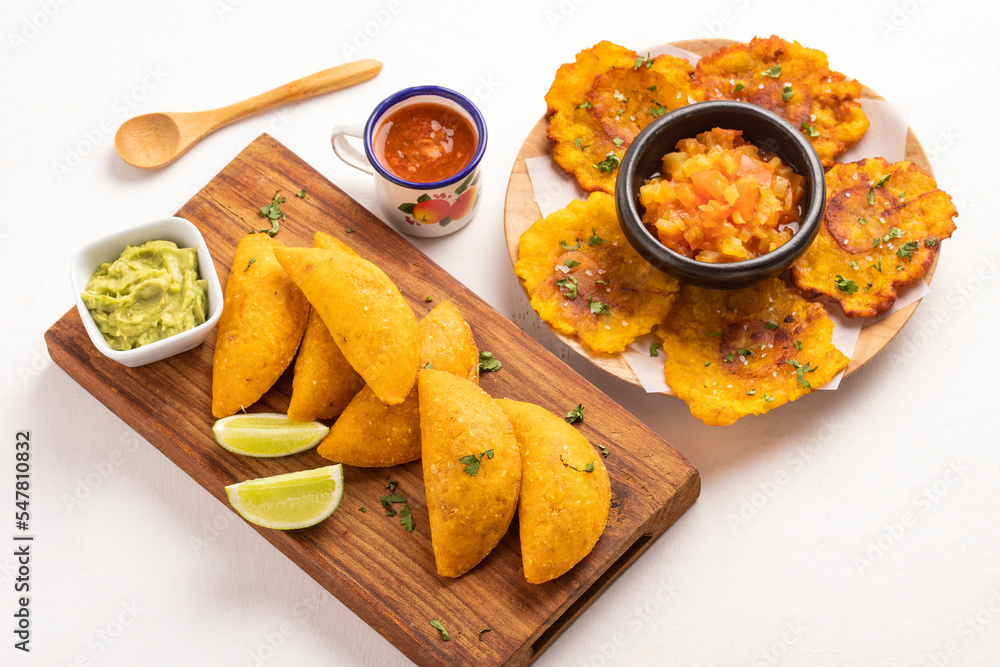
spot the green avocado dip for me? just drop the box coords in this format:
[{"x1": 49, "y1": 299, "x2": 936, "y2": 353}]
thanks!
[{"x1": 81, "y1": 240, "x2": 209, "y2": 351}]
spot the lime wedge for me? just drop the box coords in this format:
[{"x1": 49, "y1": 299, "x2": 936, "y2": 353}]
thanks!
[
  {"x1": 212, "y1": 413, "x2": 329, "y2": 457},
  {"x1": 225, "y1": 465, "x2": 344, "y2": 530}
]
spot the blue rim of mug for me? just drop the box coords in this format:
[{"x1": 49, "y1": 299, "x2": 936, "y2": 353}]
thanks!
[{"x1": 363, "y1": 85, "x2": 488, "y2": 190}]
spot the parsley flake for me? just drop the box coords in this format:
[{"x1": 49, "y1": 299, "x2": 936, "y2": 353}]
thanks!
[
  {"x1": 560, "y1": 239, "x2": 581, "y2": 251},
  {"x1": 649, "y1": 101, "x2": 667, "y2": 117},
  {"x1": 556, "y1": 275, "x2": 578, "y2": 300},
  {"x1": 598, "y1": 444, "x2": 610, "y2": 458},
  {"x1": 588, "y1": 227, "x2": 607, "y2": 245},
  {"x1": 425, "y1": 295, "x2": 433, "y2": 302},
  {"x1": 764, "y1": 393, "x2": 777, "y2": 402},
  {"x1": 459, "y1": 449, "x2": 495, "y2": 477},
  {"x1": 735, "y1": 83, "x2": 745, "y2": 92},
  {"x1": 882, "y1": 226, "x2": 904, "y2": 243},
  {"x1": 834, "y1": 275, "x2": 859, "y2": 295},
  {"x1": 704, "y1": 361, "x2": 711, "y2": 367},
  {"x1": 295, "y1": 189, "x2": 306, "y2": 198},
  {"x1": 613, "y1": 138, "x2": 625, "y2": 147},
  {"x1": 478, "y1": 351, "x2": 502, "y2": 373},
  {"x1": 256, "y1": 190, "x2": 286, "y2": 236},
  {"x1": 243, "y1": 258, "x2": 256, "y2": 272},
  {"x1": 794, "y1": 341, "x2": 803, "y2": 350},
  {"x1": 709, "y1": 331, "x2": 722, "y2": 337},
  {"x1": 926, "y1": 237, "x2": 938, "y2": 248},
  {"x1": 897, "y1": 240, "x2": 919, "y2": 259},
  {"x1": 787, "y1": 359, "x2": 818, "y2": 388},
  {"x1": 345, "y1": 227, "x2": 354, "y2": 233},
  {"x1": 747, "y1": 389, "x2": 756, "y2": 396},
  {"x1": 649, "y1": 342, "x2": 660, "y2": 357},
  {"x1": 565, "y1": 404, "x2": 584, "y2": 424},
  {"x1": 429, "y1": 619, "x2": 450, "y2": 641},
  {"x1": 574, "y1": 101, "x2": 592, "y2": 110},
  {"x1": 359, "y1": 506, "x2": 366, "y2": 513},
  {"x1": 380, "y1": 485, "x2": 415, "y2": 532},
  {"x1": 763, "y1": 64, "x2": 782, "y2": 78},
  {"x1": 766, "y1": 319, "x2": 778, "y2": 330},
  {"x1": 736, "y1": 347, "x2": 753, "y2": 358},
  {"x1": 648, "y1": 85, "x2": 657, "y2": 92},
  {"x1": 560, "y1": 455, "x2": 595, "y2": 473},
  {"x1": 800, "y1": 122, "x2": 820, "y2": 138},
  {"x1": 858, "y1": 217, "x2": 867, "y2": 226},
  {"x1": 594, "y1": 153, "x2": 621, "y2": 174},
  {"x1": 850, "y1": 260, "x2": 860, "y2": 271},
  {"x1": 782, "y1": 84, "x2": 794, "y2": 101},
  {"x1": 587, "y1": 295, "x2": 610, "y2": 315},
  {"x1": 564, "y1": 259, "x2": 581, "y2": 268},
  {"x1": 724, "y1": 352, "x2": 735, "y2": 362},
  {"x1": 423, "y1": 362, "x2": 434, "y2": 370},
  {"x1": 479, "y1": 627, "x2": 492, "y2": 641},
  {"x1": 574, "y1": 137, "x2": 590, "y2": 151}
]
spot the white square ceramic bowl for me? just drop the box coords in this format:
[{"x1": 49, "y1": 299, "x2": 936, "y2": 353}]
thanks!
[{"x1": 70, "y1": 216, "x2": 224, "y2": 367}]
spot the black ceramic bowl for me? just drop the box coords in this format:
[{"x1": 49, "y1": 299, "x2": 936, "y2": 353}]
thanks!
[{"x1": 615, "y1": 101, "x2": 826, "y2": 290}]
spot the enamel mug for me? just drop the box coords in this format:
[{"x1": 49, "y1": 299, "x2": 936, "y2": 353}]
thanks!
[{"x1": 331, "y1": 85, "x2": 487, "y2": 237}]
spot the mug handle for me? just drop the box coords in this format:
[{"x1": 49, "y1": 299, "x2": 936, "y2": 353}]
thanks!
[{"x1": 331, "y1": 120, "x2": 374, "y2": 175}]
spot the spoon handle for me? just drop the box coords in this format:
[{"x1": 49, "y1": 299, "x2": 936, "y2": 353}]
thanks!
[{"x1": 209, "y1": 60, "x2": 383, "y2": 128}]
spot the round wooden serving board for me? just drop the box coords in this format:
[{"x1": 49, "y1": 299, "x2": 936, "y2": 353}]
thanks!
[{"x1": 503, "y1": 38, "x2": 938, "y2": 395}]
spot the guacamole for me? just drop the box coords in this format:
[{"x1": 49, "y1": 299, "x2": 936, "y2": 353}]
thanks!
[{"x1": 81, "y1": 240, "x2": 209, "y2": 351}]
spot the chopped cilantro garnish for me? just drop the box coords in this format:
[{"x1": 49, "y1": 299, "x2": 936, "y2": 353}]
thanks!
[
  {"x1": 479, "y1": 627, "x2": 492, "y2": 641},
  {"x1": 565, "y1": 403, "x2": 584, "y2": 424},
  {"x1": 358, "y1": 506, "x2": 366, "y2": 513},
  {"x1": 429, "y1": 619, "x2": 450, "y2": 641},
  {"x1": 794, "y1": 340, "x2": 803, "y2": 350},
  {"x1": 256, "y1": 190, "x2": 286, "y2": 236},
  {"x1": 423, "y1": 362, "x2": 434, "y2": 370},
  {"x1": 574, "y1": 137, "x2": 590, "y2": 151},
  {"x1": 560, "y1": 239, "x2": 581, "y2": 251},
  {"x1": 872, "y1": 238, "x2": 881, "y2": 248},
  {"x1": 882, "y1": 227, "x2": 904, "y2": 243},
  {"x1": 588, "y1": 227, "x2": 607, "y2": 245},
  {"x1": 724, "y1": 352, "x2": 735, "y2": 362},
  {"x1": 709, "y1": 331, "x2": 722, "y2": 337},
  {"x1": 736, "y1": 347, "x2": 753, "y2": 357},
  {"x1": 858, "y1": 217, "x2": 867, "y2": 226},
  {"x1": 478, "y1": 351, "x2": 502, "y2": 373},
  {"x1": 587, "y1": 295, "x2": 610, "y2": 315},
  {"x1": 735, "y1": 83, "x2": 744, "y2": 92},
  {"x1": 564, "y1": 259, "x2": 581, "y2": 268},
  {"x1": 834, "y1": 275, "x2": 858, "y2": 294},
  {"x1": 617, "y1": 109, "x2": 625, "y2": 117},
  {"x1": 574, "y1": 101, "x2": 592, "y2": 110},
  {"x1": 345, "y1": 227, "x2": 354, "y2": 233},
  {"x1": 800, "y1": 122, "x2": 820, "y2": 138},
  {"x1": 763, "y1": 65, "x2": 782, "y2": 78},
  {"x1": 649, "y1": 101, "x2": 667, "y2": 117},
  {"x1": 648, "y1": 85, "x2": 657, "y2": 92},
  {"x1": 380, "y1": 487, "x2": 415, "y2": 532},
  {"x1": 875, "y1": 174, "x2": 892, "y2": 187},
  {"x1": 594, "y1": 153, "x2": 621, "y2": 173},
  {"x1": 649, "y1": 342, "x2": 660, "y2": 357},
  {"x1": 425, "y1": 295, "x2": 433, "y2": 302},
  {"x1": 764, "y1": 394, "x2": 776, "y2": 402},
  {"x1": 787, "y1": 359, "x2": 818, "y2": 388},
  {"x1": 243, "y1": 258, "x2": 256, "y2": 272},
  {"x1": 595, "y1": 279, "x2": 610, "y2": 286},
  {"x1": 850, "y1": 260, "x2": 860, "y2": 271},
  {"x1": 598, "y1": 444, "x2": 610, "y2": 458},
  {"x1": 459, "y1": 449, "x2": 495, "y2": 477},
  {"x1": 874, "y1": 257, "x2": 882, "y2": 272},
  {"x1": 926, "y1": 237, "x2": 938, "y2": 248},
  {"x1": 613, "y1": 138, "x2": 625, "y2": 147},
  {"x1": 633, "y1": 56, "x2": 645, "y2": 70},
  {"x1": 766, "y1": 319, "x2": 778, "y2": 330},
  {"x1": 782, "y1": 84, "x2": 794, "y2": 101},
  {"x1": 704, "y1": 361, "x2": 711, "y2": 367},
  {"x1": 295, "y1": 189, "x2": 306, "y2": 198},
  {"x1": 556, "y1": 275, "x2": 578, "y2": 300},
  {"x1": 897, "y1": 240, "x2": 919, "y2": 259},
  {"x1": 746, "y1": 389, "x2": 756, "y2": 396},
  {"x1": 560, "y1": 455, "x2": 594, "y2": 473}
]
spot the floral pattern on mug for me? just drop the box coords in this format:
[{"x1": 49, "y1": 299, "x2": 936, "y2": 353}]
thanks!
[{"x1": 398, "y1": 170, "x2": 481, "y2": 227}]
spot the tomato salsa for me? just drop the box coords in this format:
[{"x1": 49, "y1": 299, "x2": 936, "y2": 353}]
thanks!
[
  {"x1": 639, "y1": 128, "x2": 805, "y2": 263},
  {"x1": 374, "y1": 102, "x2": 477, "y2": 183}
]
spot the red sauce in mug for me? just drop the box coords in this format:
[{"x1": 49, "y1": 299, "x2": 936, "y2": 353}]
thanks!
[{"x1": 374, "y1": 103, "x2": 477, "y2": 183}]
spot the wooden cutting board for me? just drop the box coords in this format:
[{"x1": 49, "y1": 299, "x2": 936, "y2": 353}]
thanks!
[{"x1": 45, "y1": 134, "x2": 699, "y2": 667}]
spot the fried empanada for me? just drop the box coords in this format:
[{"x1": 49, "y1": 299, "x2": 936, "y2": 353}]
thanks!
[
  {"x1": 419, "y1": 369, "x2": 520, "y2": 578},
  {"x1": 274, "y1": 246, "x2": 419, "y2": 406},
  {"x1": 212, "y1": 234, "x2": 308, "y2": 418},
  {"x1": 496, "y1": 399, "x2": 610, "y2": 584},
  {"x1": 317, "y1": 301, "x2": 478, "y2": 467}
]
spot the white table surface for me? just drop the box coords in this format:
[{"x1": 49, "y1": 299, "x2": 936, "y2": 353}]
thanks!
[{"x1": 4, "y1": 1, "x2": 999, "y2": 665}]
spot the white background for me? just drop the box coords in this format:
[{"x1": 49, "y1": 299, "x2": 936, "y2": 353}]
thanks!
[{"x1": 3, "y1": 1, "x2": 999, "y2": 665}]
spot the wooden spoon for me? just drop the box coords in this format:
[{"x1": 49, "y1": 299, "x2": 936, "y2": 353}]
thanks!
[{"x1": 115, "y1": 59, "x2": 383, "y2": 169}]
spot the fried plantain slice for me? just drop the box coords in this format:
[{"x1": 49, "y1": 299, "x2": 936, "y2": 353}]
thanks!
[
  {"x1": 317, "y1": 301, "x2": 479, "y2": 467},
  {"x1": 496, "y1": 399, "x2": 611, "y2": 585},
  {"x1": 790, "y1": 158, "x2": 957, "y2": 317},
  {"x1": 419, "y1": 370, "x2": 520, "y2": 578},
  {"x1": 515, "y1": 192, "x2": 679, "y2": 354},
  {"x1": 546, "y1": 40, "x2": 694, "y2": 194},
  {"x1": 286, "y1": 232, "x2": 364, "y2": 422},
  {"x1": 212, "y1": 234, "x2": 308, "y2": 419},
  {"x1": 692, "y1": 36, "x2": 869, "y2": 168},
  {"x1": 656, "y1": 278, "x2": 849, "y2": 425},
  {"x1": 274, "y1": 246, "x2": 419, "y2": 406}
]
